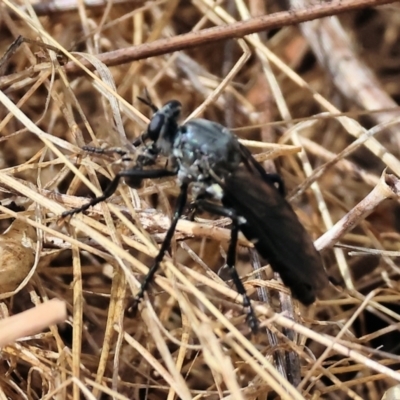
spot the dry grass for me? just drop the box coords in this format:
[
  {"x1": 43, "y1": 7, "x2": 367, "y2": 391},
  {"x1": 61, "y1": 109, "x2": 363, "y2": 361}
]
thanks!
[{"x1": 1, "y1": 0, "x2": 400, "y2": 399}]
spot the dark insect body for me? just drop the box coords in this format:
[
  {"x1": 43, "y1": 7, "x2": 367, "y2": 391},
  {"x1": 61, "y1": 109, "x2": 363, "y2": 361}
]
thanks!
[{"x1": 62, "y1": 98, "x2": 329, "y2": 332}]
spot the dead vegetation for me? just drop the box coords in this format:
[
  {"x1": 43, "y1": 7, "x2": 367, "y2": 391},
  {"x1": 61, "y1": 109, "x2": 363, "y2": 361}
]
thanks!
[{"x1": 1, "y1": 0, "x2": 400, "y2": 399}]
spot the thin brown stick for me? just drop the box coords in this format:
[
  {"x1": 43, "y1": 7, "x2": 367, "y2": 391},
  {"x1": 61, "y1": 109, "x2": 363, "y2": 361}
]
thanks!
[{"x1": 62, "y1": 0, "x2": 398, "y2": 75}]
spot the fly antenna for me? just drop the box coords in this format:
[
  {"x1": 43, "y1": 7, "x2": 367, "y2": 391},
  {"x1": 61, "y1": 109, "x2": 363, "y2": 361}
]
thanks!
[{"x1": 137, "y1": 88, "x2": 158, "y2": 113}]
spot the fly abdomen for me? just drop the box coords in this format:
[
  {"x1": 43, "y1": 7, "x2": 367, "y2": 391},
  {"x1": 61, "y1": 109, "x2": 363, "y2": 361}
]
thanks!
[{"x1": 222, "y1": 167, "x2": 329, "y2": 305}]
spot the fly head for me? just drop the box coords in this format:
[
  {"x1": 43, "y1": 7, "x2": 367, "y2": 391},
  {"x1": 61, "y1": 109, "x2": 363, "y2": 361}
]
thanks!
[
  {"x1": 145, "y1": 100, "x2": 182, "y2": 144},
  {"x1": 136, "y1": 143, "x2": 158, "y2": 167}
]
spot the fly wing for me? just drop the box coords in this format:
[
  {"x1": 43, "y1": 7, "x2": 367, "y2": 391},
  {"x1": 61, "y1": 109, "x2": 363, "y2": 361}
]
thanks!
[
  {"x1": 239, "y1": 144, "x2": 276, "y2": 183},
  {"x1": 222, "y1": 166, "x2": 329, "y2": 305}
]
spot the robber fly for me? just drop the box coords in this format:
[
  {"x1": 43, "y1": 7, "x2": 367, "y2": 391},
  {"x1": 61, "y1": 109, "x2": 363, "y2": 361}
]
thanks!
[{"x1": 62, "y1": 98, "x2": 329, "y2": 332}]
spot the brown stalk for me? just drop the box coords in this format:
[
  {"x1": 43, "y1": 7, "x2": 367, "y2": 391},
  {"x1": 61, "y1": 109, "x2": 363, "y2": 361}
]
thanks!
[{"x1": 61, "y1": 0, "x2": 398, "y2": 75}]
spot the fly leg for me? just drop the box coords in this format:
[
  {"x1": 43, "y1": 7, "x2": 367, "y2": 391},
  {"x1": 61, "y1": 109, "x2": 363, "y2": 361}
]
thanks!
[
  {"x1": 81, "y1": 145, "x2": 128, "y2": 157},
  {"x1": 61, "y1": 168, "x2": 177, "y2": 218},
  {"x1": 127, "y1": 183, "x2": 188, "y2": 314},
  {"x1": 195, "y1": 200, "x2": 259, "y2": 333}
]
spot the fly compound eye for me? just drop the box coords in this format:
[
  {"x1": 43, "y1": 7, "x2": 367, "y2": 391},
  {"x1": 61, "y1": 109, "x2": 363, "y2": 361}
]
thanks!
[
  {"x1": 147, "y1": 113, "x2": 164, "y2": 141},
  {"x1": 147, "y1": 100, "x2": 182, "y2": 142}
]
